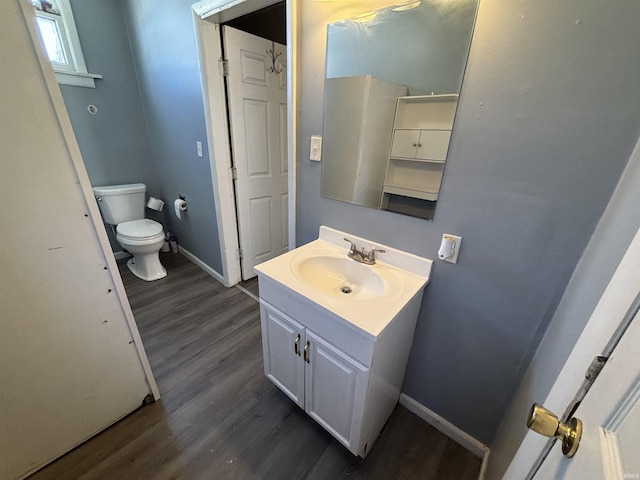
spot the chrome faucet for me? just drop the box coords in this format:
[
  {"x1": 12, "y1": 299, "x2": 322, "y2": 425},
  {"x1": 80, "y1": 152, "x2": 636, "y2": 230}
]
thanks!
[{"x1": 344, "y1": 238, "x2": 386, "y2": 265}]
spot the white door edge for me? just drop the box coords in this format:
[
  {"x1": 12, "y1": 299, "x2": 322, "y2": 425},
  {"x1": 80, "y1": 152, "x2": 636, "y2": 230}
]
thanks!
[
  {"x1": 286, "y1": 0, "x2": 297, "y2": 251},
  {"x1": 503, "y1": 226, "x2": 640, "y2": 479},
  {"x1": 19, "y1": 0, "x2": 160, "y2": 400}
]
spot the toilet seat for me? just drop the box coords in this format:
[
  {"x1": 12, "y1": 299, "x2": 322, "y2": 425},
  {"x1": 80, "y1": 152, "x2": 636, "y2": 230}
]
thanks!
[{"x1": 117, "y1": 219, "x2": 164, "y2": 241}]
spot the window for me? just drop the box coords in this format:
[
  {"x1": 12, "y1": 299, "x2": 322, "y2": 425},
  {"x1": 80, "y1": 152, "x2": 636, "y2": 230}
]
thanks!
[{"x1": 32, "y1": 0, "x2": 101, "y2": 88}]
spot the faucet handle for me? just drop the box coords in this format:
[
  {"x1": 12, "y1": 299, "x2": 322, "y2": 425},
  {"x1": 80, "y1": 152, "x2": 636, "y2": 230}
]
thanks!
[
  {"x1": 344, "y1": 237, "x2": 357, "y2": 252},
  {"x1": 366, "y1": 248, "x2": 386, "y2": 262}
]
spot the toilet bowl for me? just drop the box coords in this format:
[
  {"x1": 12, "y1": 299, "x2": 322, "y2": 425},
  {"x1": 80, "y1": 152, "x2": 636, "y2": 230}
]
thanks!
[{"x1": 116, "y1": 219, "x2": 167, "y2": 281}]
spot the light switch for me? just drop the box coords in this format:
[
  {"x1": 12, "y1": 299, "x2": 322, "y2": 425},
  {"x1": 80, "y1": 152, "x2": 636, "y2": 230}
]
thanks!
[
  {"x1": 196, "y1": 141, "x2": 203, "y2": 157},
  {"x1": 310, "y1": 135, "x2": 322, "y2": 162}
]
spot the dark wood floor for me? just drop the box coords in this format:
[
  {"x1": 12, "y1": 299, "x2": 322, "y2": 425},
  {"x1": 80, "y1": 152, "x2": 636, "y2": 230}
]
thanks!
[{"x1": 30, "y1": 253, "x2": 480, "y2": 480}]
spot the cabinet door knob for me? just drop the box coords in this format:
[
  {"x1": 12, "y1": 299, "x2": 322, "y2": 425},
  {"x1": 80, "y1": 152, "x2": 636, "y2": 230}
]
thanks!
[
  {"x1": 304, "y1": 341, "x2": 310, "y2": 363},
  {"x1": 412, "y1": 143, "x2": 418, "y2": 147},
  {"x1": 294, "y1": 334, "x2": 301, "y2": 356}
]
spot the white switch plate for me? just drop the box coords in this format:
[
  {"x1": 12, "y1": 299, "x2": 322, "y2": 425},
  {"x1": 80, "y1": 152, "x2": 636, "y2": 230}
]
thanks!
[
  {"x1": 310, "y1": 135, "x2": 322, "y2": 161},
  {"x1": 196, "y1": 141, "x2": 203, "y2": 157}
]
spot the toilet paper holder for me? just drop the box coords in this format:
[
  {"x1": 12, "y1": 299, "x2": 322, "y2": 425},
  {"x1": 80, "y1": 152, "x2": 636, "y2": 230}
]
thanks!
[{"x1": 174, "y1": 195, "x2": 188, "y2": 219}]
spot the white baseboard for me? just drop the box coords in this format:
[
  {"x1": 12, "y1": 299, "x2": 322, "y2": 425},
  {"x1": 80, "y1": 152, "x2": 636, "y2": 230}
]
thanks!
[
  {"x1": 399, "y1": 394, "x2": 490, "y2": 462},
  {"x1": 178, "y1": 247, "x2": 225, "y2": 286}
]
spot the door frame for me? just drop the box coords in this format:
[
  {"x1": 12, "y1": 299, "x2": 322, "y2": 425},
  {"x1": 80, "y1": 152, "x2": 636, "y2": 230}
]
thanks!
[
  {"x1": 503, "y1": 226, "x2": 640, "y2": 479},
  {"x1": 192, "y1": 0, "x2": 296, "y2": 287}
]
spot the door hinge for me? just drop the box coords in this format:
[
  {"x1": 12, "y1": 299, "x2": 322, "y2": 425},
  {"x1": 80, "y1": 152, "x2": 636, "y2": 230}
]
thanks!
[
  {"x1": 585, "y1": 355, "x2": 608, "y2": 384},
  {"x1": 237, "y1": 248, "x2": 243, "y2": 260},
  {"x1": 230, "y1": 166, "x2": 238, "y2": 180},
  {"x1": 219, "y1": 58, "x2": 229, "y2": 77},
  {"x1": 560, "y1": 354, "x2": 609, "y2": 425}
]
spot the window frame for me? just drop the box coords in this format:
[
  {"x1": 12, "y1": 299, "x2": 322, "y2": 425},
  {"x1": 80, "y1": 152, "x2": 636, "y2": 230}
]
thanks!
[{"x1": 33, "y1": 0, "x2": 102, "y2": 88}]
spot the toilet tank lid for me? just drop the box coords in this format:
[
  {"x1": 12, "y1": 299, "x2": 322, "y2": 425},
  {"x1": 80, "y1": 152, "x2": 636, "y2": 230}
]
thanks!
[{"x1": 92, "y1": 183, "x2": 146, "y2": 196}]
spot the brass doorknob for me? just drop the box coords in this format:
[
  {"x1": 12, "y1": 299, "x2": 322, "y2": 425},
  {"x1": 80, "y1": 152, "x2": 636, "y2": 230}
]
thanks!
[{"x1": 527, "y1": 403, "x2": 582, "y2": 458}]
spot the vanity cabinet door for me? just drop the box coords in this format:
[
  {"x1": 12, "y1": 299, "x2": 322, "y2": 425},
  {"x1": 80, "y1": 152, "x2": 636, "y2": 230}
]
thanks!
[
  {"x1": 304, "y1": 330, "x2": 369, "y2": 451},
  {"x1": 260, "y1": 304, "x2": 305, "y2": 408}
]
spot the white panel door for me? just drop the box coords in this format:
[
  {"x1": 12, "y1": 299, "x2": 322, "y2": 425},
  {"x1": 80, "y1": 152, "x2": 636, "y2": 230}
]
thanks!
[
  {"x1": 260, "y1": 304, "x2": 305, "y2": 408},
  {"x1": 1, "y1": 3, "x2": 155, "y2": 478},
  {"x1": 224, "y1": 26, "x2": 288, "y2": 280},
  {"x1": 304, "y1": 330, "x2": 369, "y2": 450},
  {"x1": 535, "y1": 306, "x2": 640, "y2": 479}
]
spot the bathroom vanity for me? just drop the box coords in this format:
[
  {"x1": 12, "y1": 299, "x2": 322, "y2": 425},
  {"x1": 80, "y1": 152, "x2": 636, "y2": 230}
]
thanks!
[{"x1": 255, "y1": 226, "x2": 432, "y2": 457}]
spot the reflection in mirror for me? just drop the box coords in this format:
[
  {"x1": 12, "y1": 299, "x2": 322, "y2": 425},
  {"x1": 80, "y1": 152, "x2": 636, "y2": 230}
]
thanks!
[{"x1": 321, "y1": 0, "x2": 479, "y2": 220}]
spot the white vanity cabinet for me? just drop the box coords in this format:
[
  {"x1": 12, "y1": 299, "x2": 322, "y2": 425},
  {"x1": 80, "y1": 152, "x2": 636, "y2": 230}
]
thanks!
[
  {"x1": 260, "y1": 301, "x2": 370, "y2": 452},
  {"x1": 255, "y1": 226, "x2": 432, "y2": 458},
  {"x1": 257, "y1": 274, "x2": 425, "y2": 457}
]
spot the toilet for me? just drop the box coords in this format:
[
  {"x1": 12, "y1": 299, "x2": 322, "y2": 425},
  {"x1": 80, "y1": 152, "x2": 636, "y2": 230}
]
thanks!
[{"x1": 93, "y1": 183, "x2": 167, "y2": 281}]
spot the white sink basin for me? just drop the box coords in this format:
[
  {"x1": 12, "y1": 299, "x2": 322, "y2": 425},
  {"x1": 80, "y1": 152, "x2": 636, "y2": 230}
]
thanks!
[
  {"x1": 292, "y1": 255, "x2": 386, "y2": 300},
  {"x1": 254, "y1": 226, "x2": 432, "y2": 338}
]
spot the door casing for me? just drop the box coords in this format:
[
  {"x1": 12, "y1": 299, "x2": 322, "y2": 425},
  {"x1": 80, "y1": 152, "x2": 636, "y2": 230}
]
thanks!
[{"x1": 192, "y1": 0, "x2": 296, "y2": 287}]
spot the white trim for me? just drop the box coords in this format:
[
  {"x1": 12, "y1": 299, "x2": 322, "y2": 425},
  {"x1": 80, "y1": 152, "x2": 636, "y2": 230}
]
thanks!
[
  {"x1": 179, "y1": 246, "x2": 226, "y2": 285},
  {"x1": 399, "y1": 393, "x2": 489, "y2": 459},
  {"x1": 54, "y1": 70, "x2": 102, "y2": 88},
  {"x1": 286, "y1": 0, "x2": 297, "y2": 250},
  {"x1": 193, "y1": 0, "x2": 280, "y2": 22},
  {"x1": 53, "y1": 0, "x2": 87, "y2": 73},
  {"x1": 20, "y1": 0, "x2": 160, "y2": 401},
  {"x1": 503, "y1": 227, "x2": 640, "y2": 479},
  {"x1": 33, "y1": 0, "x2": 102, "y2": 87},
  {"x1": 193, "y1": 15, "x2": 242, "y2": 288}
]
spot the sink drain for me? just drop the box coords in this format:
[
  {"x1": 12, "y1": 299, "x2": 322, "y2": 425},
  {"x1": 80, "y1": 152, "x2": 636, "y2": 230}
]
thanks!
[{"x1": 340, "y1": 286, "x2": 353, "y2": 294}]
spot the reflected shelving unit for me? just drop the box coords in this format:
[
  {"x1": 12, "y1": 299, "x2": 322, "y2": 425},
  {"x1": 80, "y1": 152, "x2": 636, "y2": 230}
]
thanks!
[{"x1": 381, "y1": 94, "x2": 458, "y2": 213}]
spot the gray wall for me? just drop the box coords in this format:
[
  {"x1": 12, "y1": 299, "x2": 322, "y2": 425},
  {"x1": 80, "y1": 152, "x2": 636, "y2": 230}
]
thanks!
[
  {"x1": 487, "y1": 137, "x2": 640, "y2": 477},
  {"x1": 297, "y1": 0, "x2": 640, "y2": 443},
  {"x1": 121, "y1": 0, "x2": 223, "y2": 273},
  {"x1": 60, "y1": 0, "x2": 162, "y2": 249}
]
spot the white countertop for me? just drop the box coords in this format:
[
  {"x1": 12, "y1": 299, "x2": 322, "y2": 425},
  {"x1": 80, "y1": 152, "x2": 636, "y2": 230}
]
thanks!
[{"x1": 254, "y1": 226, "x2": 432, "y2": 338}]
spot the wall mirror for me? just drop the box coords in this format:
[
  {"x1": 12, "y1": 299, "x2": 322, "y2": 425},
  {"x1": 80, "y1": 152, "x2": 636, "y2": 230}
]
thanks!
[{"x1": 320, "y1": 0, "x2": 479, "y2": 220}]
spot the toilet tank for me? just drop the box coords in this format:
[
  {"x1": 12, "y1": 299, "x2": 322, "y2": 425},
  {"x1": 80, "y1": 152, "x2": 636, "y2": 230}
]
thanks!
[{"x1": 92, "y1": 183, "x2": 146, "y2": 225}]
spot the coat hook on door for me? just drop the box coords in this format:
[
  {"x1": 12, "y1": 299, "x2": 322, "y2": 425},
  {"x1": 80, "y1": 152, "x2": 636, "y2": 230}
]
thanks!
[{"x1": 266, "y1": 41, "x2": 282, "y2": 74}]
